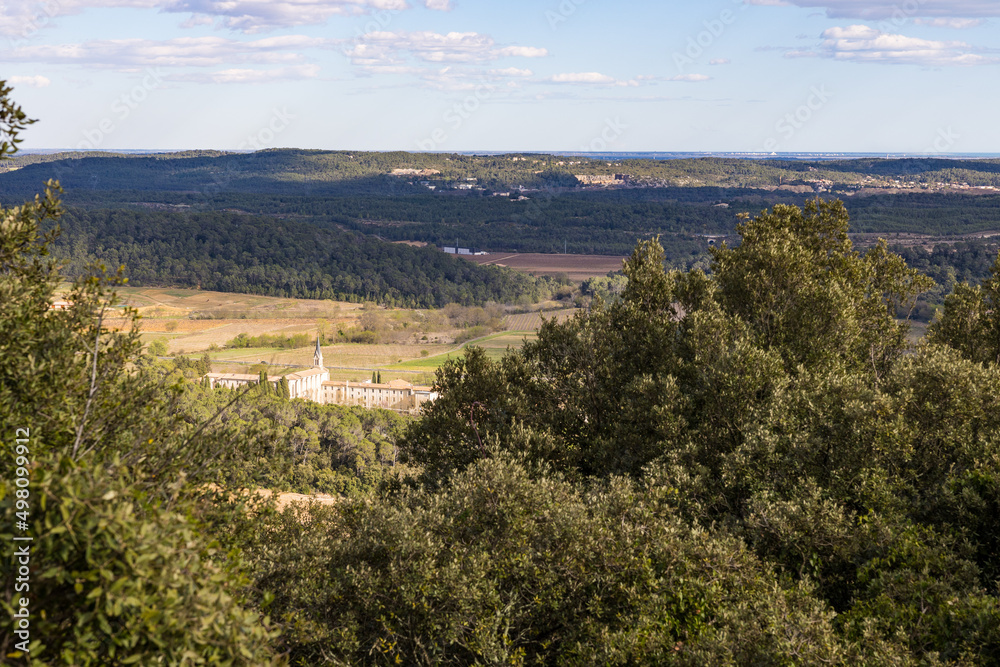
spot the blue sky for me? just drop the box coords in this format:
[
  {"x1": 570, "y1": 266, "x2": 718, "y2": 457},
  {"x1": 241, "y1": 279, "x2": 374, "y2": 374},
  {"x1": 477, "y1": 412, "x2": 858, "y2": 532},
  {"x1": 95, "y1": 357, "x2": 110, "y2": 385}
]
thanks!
[{"x1": 2, "y1": 0, "x2": 999, "y2": 152}]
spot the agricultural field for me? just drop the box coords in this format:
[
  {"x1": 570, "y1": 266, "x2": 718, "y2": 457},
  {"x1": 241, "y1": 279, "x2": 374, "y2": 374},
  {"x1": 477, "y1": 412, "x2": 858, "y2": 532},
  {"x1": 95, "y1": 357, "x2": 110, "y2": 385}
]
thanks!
[
  {"x1": 114, "y1": 286, "x2": 360, "y2": 319},
  {"x1": 98, "y1": 287, "x2": 577, "y2": 379},
  {"x1": 206, "y1": 342, "x2": 455, "y2": 369},
  {"x1": 505, "y1": 308, "x2": 580, "y2": 331},
  {"x1": 385, "y1": 331, "x2": 539, "y2": 372},
  {"x1": 467, "y1": 253, "x2": 625, "y2": 282}
]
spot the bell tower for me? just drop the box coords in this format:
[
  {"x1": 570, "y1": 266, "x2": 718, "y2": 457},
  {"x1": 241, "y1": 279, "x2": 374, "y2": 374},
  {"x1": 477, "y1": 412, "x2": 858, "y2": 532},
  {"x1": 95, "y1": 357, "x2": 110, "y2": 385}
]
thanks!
[{"x1": 314, "y1": 337, "x2": 324, "y2": 369}]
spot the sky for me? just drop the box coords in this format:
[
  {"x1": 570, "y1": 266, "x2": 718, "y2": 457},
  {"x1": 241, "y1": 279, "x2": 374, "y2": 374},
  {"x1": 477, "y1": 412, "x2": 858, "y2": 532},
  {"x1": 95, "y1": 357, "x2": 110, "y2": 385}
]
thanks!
[{"x1": 1, "y1": 0, "x2": 999, "y2": 153}]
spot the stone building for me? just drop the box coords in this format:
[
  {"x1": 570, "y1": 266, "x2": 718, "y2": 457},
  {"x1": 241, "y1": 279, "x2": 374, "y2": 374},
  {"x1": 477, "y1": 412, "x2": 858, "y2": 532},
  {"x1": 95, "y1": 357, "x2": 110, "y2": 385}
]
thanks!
[
  {"x1": 205, "y1": 338, "x2": 436, "y2": 412},
  {"x1": 322, "y1": 378, "x2": 437, "y2": 411}
]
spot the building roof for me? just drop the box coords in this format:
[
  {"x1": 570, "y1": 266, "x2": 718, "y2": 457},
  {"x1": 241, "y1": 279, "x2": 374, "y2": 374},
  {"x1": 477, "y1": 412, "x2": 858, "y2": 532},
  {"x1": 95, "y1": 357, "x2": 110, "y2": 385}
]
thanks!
[
  {"x1": 208, "y1": 369, "x2": 329, "y2": 382},
  {"x1": 286, "y1": 368, "x2": 329, "y2": 380},
  {"x1": 206, "y1": 373, "x2": 262, "y2": 382}
]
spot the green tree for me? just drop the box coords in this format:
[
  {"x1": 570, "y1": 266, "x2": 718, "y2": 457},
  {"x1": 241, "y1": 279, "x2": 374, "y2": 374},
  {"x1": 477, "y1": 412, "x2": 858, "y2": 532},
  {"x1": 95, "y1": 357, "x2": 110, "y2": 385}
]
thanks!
[
  {"x1": 233, "y1": 456, "x2": 891, "y2": 665},
  {"x1": 0, "y1": 81, "x2": 279, "y2": 665},
  {"x1": 929, "y1": 250, "x2": 1000, "y2": 365},
  {"x1": 147, "y1": 337, "x2": 168, "y2": 357},
  {"x1": 711, "y1": 199, "x2": 932, "y2": 380}
]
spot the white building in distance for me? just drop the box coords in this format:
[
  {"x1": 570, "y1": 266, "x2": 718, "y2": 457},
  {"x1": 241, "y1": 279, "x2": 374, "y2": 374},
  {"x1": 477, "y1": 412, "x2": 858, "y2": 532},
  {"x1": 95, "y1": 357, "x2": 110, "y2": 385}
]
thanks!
[{"x1": 205, "y1": 339, "x2": 437, "y2": 412}]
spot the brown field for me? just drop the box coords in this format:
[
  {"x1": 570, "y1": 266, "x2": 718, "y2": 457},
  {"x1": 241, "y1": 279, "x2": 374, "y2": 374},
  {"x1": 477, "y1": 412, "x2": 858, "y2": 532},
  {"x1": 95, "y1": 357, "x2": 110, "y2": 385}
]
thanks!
[
  {"x1": 212, "y1": 342, "x2": 455, "y2": 367},
  {"x1": 207, "y1": 362, "x2": 430, "y2": 384},
  {"x1": 113, "y1": 286, "x2": 362, "y2": 319},
  {"x1": 143, "y1": 321, "x2": 333, "y2": 354},
  {"x1": 466, "y1": 253, "x2": 625, "y2": 282},
  {"x1": 850, "y1": 231, "x2": 1000, "y2": 251},
  {"x1": 257, "y1": 489, "x2": 340, "y2": 511},
  {"x1": 505, "y1": 309, "x2": 580, "y2": 331}
]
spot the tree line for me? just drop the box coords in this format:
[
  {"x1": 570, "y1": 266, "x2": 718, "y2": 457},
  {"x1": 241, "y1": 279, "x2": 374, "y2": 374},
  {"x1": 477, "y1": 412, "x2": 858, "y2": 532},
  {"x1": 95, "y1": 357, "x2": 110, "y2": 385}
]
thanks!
[{"x1": 48, "y1": 207, "x2": 555, "y2": 307}]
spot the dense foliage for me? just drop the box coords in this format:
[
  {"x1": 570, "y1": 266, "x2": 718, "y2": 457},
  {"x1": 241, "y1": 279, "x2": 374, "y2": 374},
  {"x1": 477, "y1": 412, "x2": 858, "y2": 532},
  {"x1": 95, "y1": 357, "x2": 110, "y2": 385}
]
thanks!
[
  {"x1": 48, "y1": 207, "x2": 553, "y2": 307},
  {"x1": 233, "y1": 456, "x2": 906, "y2": 665},
  {"x1": 0, "y1": 85, "x2": 279, "y2": 664},
  {"x1": 891, "y1": 240, "x2": 1000, "y2": 320},
  {"x1": 384, "y1": 200, "x2": 1000, "y2": 663}
]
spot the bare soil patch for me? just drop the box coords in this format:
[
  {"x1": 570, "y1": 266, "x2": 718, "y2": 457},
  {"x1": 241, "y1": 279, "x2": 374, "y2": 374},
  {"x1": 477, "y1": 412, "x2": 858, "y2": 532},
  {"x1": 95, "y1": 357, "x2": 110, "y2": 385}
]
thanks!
[{"x1": 466, "y1": 253, "x2": 625, "y2": 282}]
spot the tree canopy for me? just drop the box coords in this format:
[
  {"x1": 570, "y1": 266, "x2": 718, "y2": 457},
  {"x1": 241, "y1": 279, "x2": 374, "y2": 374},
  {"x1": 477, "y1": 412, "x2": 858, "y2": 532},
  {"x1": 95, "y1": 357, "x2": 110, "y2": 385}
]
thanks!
[{"x1": 394, "y1": 200, "x2": 1000, "y2": 664}]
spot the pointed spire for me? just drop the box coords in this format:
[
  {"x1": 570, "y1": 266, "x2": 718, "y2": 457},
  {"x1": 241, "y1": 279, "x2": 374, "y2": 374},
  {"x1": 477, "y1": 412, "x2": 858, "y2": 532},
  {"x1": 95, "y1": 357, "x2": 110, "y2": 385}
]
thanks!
[{"x1": 314, "y1": 337, "x2": 324, "y2": 369}]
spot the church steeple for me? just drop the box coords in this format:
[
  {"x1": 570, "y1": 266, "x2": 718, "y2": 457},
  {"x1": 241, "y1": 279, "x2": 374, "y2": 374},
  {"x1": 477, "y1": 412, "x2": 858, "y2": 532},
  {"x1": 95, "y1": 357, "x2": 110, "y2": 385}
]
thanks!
[{"x1": 314, "y1": 337, "x2": 324, "y2": 369}]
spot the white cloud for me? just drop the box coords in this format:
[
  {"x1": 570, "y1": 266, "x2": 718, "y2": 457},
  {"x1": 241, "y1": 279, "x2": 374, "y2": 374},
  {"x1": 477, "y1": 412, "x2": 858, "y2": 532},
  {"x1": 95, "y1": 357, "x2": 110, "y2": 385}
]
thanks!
[
  {"x1": 172, "y1": 63, "x2": 320, "y2": 83},
  {"x1": 547, "y1": 72, "x2": 709, "y2": 86},
  {"x1": 165, "y1": 0, "x2": 408, "y2": 33},
  {"x1": 914, "y1": 18, "x2": 986, "y2": 29},
  {"x1": 709, "y1": 58, "x2": 731, "y2": 65},
  {"x1": 550, "y1": 72, "x2": 615, "y2": 84},
  {"x1": 1, "y1": 35, "x2": 330, "y2": 68},
  {"x1": 496, "y1": 46, "x2": 548, "y2": 58},
  {"x1": 489, "y1": 67, "x2": 532, "y2": 77},
  {"x1": 668, "y1": 73, "x2": 711, "y2": 81},
  {"x1": 342, "y1": 31, "x2": 546, "y2": 68},
  {"x1": 817, "y1": 24, "x2": 997, "y2": 65},
  {"x1": 0, "y1": 0, "x2": 449, "y2": 37},
  {"x1": 547, "y1": 72, "x2": 643, "y2": 87},
  {"x1": 0, "y1": 1, "x2": 149, "y2": 39},
  {"x1": 745, "y1": 0, "x2": 1000, "y2": 19},
  {"x1": 8, "y1": 75, "x2": 51, "y2": 87},
  {"x1": 406, "y1": 63, "x2": 540, "y2": 91}
]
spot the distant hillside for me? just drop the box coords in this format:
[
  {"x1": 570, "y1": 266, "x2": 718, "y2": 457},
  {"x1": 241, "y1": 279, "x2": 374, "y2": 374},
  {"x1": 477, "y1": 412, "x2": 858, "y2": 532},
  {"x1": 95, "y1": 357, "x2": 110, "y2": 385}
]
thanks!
[
  {"x1": 50, "y1": 208, "x2": 553, "y2": 307},
  {"x1": 5, "y1": 149, "x2": 1000, "y2": 196},
  {"x1": 5, "y1": 149, "x2": 1000, "y2": 259}
]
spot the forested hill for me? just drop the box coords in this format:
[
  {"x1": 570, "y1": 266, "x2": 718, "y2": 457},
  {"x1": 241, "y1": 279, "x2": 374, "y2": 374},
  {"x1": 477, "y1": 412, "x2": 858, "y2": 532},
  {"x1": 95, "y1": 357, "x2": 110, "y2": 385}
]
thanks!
[
  {"x1": 4, "y1": 148, "x2": 1000, "y2": 192},
  {"x1": 50, "y1": 208, "x2": 552, "y2": 307},
  {"x1": 6, "y1": 148, "x2": 1000, "y2": 259}
]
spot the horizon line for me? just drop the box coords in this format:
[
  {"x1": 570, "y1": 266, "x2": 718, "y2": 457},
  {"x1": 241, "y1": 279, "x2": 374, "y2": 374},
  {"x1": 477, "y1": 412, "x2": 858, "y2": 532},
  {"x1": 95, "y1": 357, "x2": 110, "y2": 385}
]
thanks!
[{"x1": 16, "y1": 148, "x2": 1000, "y2": 160}]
